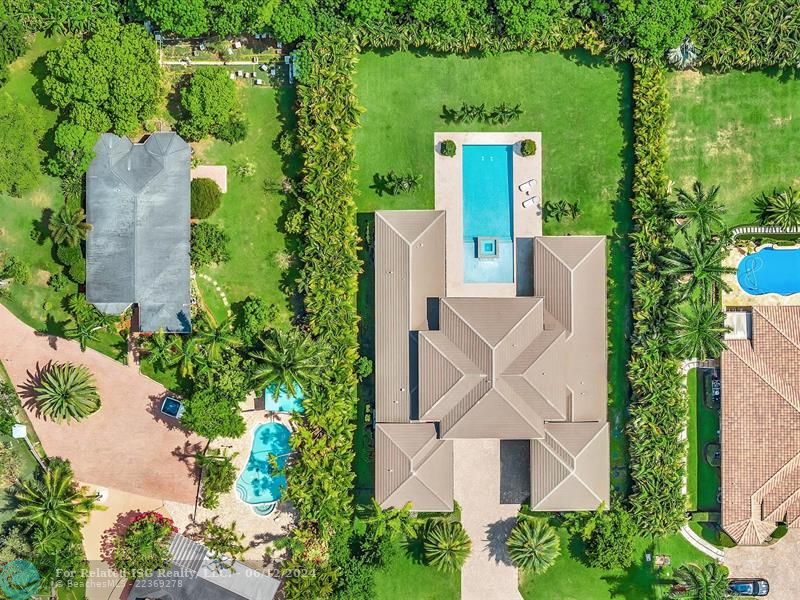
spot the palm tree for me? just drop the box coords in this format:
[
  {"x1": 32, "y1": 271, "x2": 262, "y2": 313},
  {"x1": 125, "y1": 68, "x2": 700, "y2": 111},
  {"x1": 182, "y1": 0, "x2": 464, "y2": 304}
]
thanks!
[
  {"x1": 143, "y1": 328, "x2": 175, "y2": 369},
  {"x1": 250, "y1": 330, "x2": 324, "y2": 399},
  {"x1": 66, "y1": 318, "x2": 102, "y2": 352},
  {"x1": 49, "y1": 204, "x2": 91, "y2": 247},
  {"x1": 35, "y1": 363, "x2": 100, "y2": 423},
  {"x1": 753, "y1": 187, "x2": 800, "y2": 228},
  {"x1": 423, "y1": 520, "x2": 471, "y2": 573},
  {"x1": 668, "y1": 299, "x2": 729, "y2": 360},
  {"x1": 169, "y1": 336, "x2": 200, "y2": 378},
  {"x1": 364, "y1": 499, "x2": 417, "y2": 539},
  {"x1": 662, "y1": 234, "x2": 734, "y2": 299},
  {"x1": 197, "y1": 318, "x2": 240, "y2": 363},
  {"x1": 670, "y1": 562, "x2": 731, "y2": 599},
  {"x1": 15, "y1": 462, "x2": 97, "y2": 538},
  {"x1": 672, "y1": 181, "x2": 726, "y2": 241},
  {"x1": 506, "y1": 518, "x2": 561, "y2": 573}
]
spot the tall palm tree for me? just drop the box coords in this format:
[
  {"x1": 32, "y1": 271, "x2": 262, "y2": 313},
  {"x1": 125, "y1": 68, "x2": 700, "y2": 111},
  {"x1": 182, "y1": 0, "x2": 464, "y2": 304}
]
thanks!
[
  {"x1": 49, "y1": 204, "x2": 91, "y2": 247},
  {"x1": 196, "y1": 318, "x2": 240, "y2": 363},
  {"x1": 506, "y1": 518, "x2": 561, "y2": 573},
  {"x1": 423, "y1": 520, "x2": 471, "y2": 573},
  {"x1": 35, "y1": 363, "x2": 100, "y2": 422},
  {"x1": 15, "y1": 462, "x2": 97, "y2": 538},
  {"x1": 670, "y1": 562, "x2": 732, "y2": 599},
  {"x1": 662, "y1": 234, "x2": 734, "y2": 299},
  {"x1": 753, "y1": 187, "x2": 800, "y2": 228},
  {"x1": 250, "y1": 330, "x2": 324, "y2": 399},
  {"x1": 672, "y1": 181, "x2": 726, "y2": 241},
  {"x1": 143, "y1": 328, "x2": 175, "y2": 369},
  {"x1": 668, "y1": 299, "x2": 729, "y2": 360},
  {"x1": 364, "y1": 499, "x2": 417, "y2": 539},
  {"x1": 169, "y1": 336, "x2": 200, "y2": 378}
]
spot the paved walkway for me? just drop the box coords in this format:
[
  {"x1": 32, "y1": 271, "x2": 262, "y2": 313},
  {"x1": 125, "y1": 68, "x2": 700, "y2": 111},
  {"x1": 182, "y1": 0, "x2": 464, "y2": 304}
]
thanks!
[
  {"x1": 724, "y1": 529, "x2": 800, "y2": 599},
  {"x1": 0, "y1": 305, "x2": 202, "y2": 503},
  {"x1": 454, "y1": 439, "x2": 522, "y2": 600}
]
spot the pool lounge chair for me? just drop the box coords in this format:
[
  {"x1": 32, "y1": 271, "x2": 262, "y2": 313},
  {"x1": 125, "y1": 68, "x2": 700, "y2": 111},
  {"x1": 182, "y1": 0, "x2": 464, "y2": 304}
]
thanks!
[
  {"x1": 522, "y1": 198, "x2": 534, "y2": 208},
  {"x1": 518, "y1": 179, "x2": 537, "y2": 194}
]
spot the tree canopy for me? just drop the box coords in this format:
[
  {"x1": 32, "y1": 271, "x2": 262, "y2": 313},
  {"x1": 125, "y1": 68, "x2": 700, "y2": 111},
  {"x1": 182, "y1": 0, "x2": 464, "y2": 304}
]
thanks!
[
  {"x1": 132, "y1": 0, "x2": 278, "y2": 38},
  {"x1": 0, "y1": 93, "x2": 43, "y2": 196},
  {"x1": 179, "y1": 67, "x2": 245, "y2": 142}
]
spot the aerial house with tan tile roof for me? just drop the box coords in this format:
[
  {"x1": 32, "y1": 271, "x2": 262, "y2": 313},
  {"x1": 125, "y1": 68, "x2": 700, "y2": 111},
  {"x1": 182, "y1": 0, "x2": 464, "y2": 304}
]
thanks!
[{"x1": 373, "y1": 134, "x2": 610, "y2": 513}]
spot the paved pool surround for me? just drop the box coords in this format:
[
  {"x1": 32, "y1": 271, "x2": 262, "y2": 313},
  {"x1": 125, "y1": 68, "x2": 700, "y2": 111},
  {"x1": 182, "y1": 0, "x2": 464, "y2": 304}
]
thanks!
[{"x1": 434, "y1": 131, "x2": 542, "y2": 297}]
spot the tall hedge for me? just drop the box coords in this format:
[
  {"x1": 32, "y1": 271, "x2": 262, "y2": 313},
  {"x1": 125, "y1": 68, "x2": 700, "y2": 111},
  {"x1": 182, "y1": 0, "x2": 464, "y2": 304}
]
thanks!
[
  {"x1": 282, "y1": 34, "x2": 362, "y2": 599},
  {"x1": 626, "y1": 62, "x2": 688, "y2": 536}
]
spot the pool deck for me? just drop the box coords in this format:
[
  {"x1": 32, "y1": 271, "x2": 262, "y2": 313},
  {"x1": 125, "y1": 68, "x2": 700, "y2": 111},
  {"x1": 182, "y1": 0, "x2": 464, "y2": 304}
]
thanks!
[
  {"x1": 165, "y1": 406, "x2": 296, "y2": 563},
  {"x1": 723, "y1": 244, "x2": 800, "y2": 307},
  {"x1": 434, "y1": 132, "x2": 542, "y2": 298}
]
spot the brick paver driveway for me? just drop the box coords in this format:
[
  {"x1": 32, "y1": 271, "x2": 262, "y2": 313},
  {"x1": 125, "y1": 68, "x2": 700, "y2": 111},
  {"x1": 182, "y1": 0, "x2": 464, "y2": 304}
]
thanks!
[
  {"x1": 723, "y1": 529, "x2": 800, "y2": 599},
  {"x1": 0, "y1": 305, "x2": 202, "y2": 503}
]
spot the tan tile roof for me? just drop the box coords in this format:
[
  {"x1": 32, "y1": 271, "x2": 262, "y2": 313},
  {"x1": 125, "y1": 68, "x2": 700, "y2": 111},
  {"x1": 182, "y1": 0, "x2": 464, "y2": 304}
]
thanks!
[{"x1": 722, "y1": 306, "x2": 800, "y2": 544}]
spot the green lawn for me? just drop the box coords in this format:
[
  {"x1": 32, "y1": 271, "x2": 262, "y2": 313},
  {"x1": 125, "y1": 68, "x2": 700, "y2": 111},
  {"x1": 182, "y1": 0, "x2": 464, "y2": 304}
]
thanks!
[
  {"x1": 0, "y1": 34, "x2": 124, "y2": 360},
  {"x1": 373, "y1": 537, "x2": 459, "y2": 600},
  {"x1": 352, "y1": 49, "x2": 633, "y2": 494},
  {"x1": 667, "y1": 69, "x2": 800, "y2": 226},
  {"x1": 520, "y1": 527, "x2": 711, "y2": 600},
  {"x1": 195, "y1": 84, "x2": 297, "y2": 327},
  {"x1": 686, "y1": 369, "x2": 721, "y2": 513}
]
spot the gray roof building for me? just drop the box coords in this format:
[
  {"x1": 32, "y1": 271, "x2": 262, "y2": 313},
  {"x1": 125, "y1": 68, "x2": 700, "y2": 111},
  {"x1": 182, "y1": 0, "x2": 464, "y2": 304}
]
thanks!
[
  {"x1": 86, "y1": 132, "x2": 191, "y2": 333},
  {"x1": 127, "y1": 534, "x2": 280, "y2": 600},
  {"x1": 374, "y1": 210, "x2": 609, "y2": 513}
]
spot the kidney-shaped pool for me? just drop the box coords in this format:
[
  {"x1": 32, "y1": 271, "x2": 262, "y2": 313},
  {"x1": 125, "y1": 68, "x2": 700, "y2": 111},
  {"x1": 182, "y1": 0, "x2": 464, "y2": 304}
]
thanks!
[
  {"x1": 235, "y1": 422, "x2": 291, "y2": 516},
  {"x1": 738, "y1": 246, "x2": 800, "y2": 296}
]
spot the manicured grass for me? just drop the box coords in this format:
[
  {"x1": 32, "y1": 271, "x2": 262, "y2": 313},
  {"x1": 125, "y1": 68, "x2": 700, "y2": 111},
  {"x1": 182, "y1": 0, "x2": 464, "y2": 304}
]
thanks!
[
  {"x1": 353, "y1": 49, "x2": 633, "y2": 493},
  {"x1": 667, "y1": 69, "x2": 800, "y2": 227},
  {"x1": 374, "y1": 537, "x2": 459, "y2": 600},
  {"x1": 686, "y1": 369, "x2": 699, "y2": 511},
  {"x1": 0, "y1": 34, "x2": 124, "y2": 360},
  {"x1": 196, "y1": 85, "x2": 297, "y2": 327},
  {"x1": 520, "y1": 527, "x2": 711, "y2": 600},
  {"x1": 692, "y1": 370, "x2": 721, "y2": 512}
]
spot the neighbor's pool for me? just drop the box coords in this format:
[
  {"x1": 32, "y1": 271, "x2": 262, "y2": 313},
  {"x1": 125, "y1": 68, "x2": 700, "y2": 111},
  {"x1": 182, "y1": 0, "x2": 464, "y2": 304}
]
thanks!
[
  {"x1": 236, "y1": 422, "x2": 291, "y2": 515},
  {"x1": 737, "y1": 247, "x2": 800, "y2": 296},
  {"x1": 462, "y1": 145, "x2": 514, "y2": 283},
  {"x1": 264, "y1": 384, "x2": 304, "y2": 413}
]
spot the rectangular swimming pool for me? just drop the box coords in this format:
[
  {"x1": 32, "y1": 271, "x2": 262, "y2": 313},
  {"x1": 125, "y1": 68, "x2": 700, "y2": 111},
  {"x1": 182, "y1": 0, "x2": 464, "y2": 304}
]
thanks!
[{"x1": 462, "y1": 144, "x2": 514, "y2": 283}]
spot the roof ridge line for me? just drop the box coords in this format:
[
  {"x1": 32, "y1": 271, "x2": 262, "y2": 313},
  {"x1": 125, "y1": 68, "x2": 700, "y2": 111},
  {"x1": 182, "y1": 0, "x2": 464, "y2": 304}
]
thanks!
[
  {"x1": 538, "y1": 236, "x2": 603, "y2": 273},
  {"x1": 441, "y1": 298, "x2": 495, "y2": 350},
  {"x1": 756, "y1": 307, "x2": 800, "y2": 355},
  {"x1": 379, "y1": 210, "x2": 444, "y2": 245}
]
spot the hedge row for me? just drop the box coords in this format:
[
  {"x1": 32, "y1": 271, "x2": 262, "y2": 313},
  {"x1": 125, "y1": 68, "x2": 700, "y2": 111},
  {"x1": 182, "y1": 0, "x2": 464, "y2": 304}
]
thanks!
[
  {"x1": 626, "y1": 62, "x2": 688, "y2": 535},
  {"x1": 281, "y1": 34, "x2": 363, "y2": 599}
]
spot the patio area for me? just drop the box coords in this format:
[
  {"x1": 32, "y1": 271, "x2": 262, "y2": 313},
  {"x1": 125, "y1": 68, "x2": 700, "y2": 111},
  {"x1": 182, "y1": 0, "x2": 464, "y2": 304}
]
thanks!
[{"x1": 0, "y1": 305, "x2": 202, "y2": 503}]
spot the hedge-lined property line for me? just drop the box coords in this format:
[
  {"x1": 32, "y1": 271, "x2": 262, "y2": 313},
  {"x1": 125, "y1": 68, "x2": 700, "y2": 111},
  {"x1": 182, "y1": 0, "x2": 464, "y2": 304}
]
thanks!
[
  {"x1": 281, "y1": 34, "x2": 362, "y2": 598},
  {"x1": 626, "y1": 62, "x2": 688, "y2": 536}
]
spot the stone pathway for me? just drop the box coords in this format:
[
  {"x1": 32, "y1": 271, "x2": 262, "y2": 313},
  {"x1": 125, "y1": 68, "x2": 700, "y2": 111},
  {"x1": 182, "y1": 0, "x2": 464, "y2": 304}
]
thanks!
[
  {"x1": 196, "y1": 272, "x2": 233, "y2": 319},
  {"x1": 454, "y1": 439, "x2": 522, "y2": 600}
]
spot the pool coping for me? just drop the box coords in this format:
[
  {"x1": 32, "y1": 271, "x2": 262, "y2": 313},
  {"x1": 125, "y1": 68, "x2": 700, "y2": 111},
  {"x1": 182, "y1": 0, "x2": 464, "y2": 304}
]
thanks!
[
  {"x1": 434, "y1": 132, "x2": 542, "y2": 298},
  {"x1": 723, "y1": 243, "x2": 800, "y2": 307}
]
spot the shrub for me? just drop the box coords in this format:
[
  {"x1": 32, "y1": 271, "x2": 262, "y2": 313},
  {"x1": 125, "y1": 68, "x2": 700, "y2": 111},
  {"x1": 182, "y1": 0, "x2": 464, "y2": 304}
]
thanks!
[
  {"x1": 181, "y1": 387, "x2": 245, "y2": 440},
  {"x1": 190, "y1": 222, "x2": 231, "y2": 268},
  {"x1": 68, "y1": 259, "x2": 86, "y2": 284},
  {"x1": 198, "y1": 448, "x2": 238, "y2": 509},
  {"x1": 422, "y1": 520, "x2": 471, "y2": 573},
  {"x1": 0, "y1": 256, "x2": 30, "y2": 285},
  {"x1": 235, "y1": 296, "x2": 278, "y2": 346},
  {"x1": 56, "y1": 244, "x2": 82, "y2": 267},
  {"x1": 0, "y1": 382, "x2": 17, "y2": 435},
  {"x1": 506, "y1": 518, "x2": 560, "y2": 573},
  {"x1": 191, "y1": 178, "x2": 222, "y2": 219},
  {"x1": 771, "y1": 523, "x2": 789, "y2": 540},
  {"x1": 520, "y1": 139, "x2": 536, "y2": 157},
  {"x1": 48, "y1": 272, "x2": 70, "y2": 292},
  {"x1": 440, "y1": 139, "x2": 456, "y2": 157},
  {"x1": 331, "y1": 559, "x2": 375, "y2": 600},
  {"x1": 112, "y1": 512, "x2": 175, "y2": 577},
  {"x1": 356, "y1": 356, "x2": 373, "y2": 380},
  {"x1": 34, "y1": 362, "x2": 100, "y2": 423},
  {"x1": 217, "y1": 114, "x2": 248, "y2": 144},
  {"x1": 565, "y1": 503, "x2": 637, "y2": 570}
]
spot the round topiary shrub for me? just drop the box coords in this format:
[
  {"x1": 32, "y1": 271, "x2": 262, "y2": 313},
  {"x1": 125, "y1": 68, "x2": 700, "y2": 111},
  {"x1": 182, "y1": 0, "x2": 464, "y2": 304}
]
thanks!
[
  {"x1": 56, "y1": 244, "x2": 82, "y2": 267},
  {"x1": 191, "y1": 178, "x2": 222, "y2": 219},
  {"x1": 521, "y1": 139, "x2": 537, "y2": 157},
  {"x1": 68, "y1": 259, "x2": 85, "y2": 284},
  {"x1": 771, "y1": 523, "x2": 789, "y2": 540},
  {"x1": 440, "y1": 140, "x2": 456, "y2": 157},
  {"x1": 48, "y1": 272, "x2": 70, "y2": 292}
]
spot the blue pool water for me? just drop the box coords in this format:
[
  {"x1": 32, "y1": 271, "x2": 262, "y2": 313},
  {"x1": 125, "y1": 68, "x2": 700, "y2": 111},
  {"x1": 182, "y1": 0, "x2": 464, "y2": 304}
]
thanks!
[
  {"x1": 236, "y1": 423, "x2": 291, "y2": 513},
  {"x1": 462, "y1": 145, "x2": 514, "y2": 283},
  {"x1": 738, "y1": 247, "x2": 800, "y2": 295},
  {"x1": 264, "y1": 384, "x2": 304, "y2": 413}
]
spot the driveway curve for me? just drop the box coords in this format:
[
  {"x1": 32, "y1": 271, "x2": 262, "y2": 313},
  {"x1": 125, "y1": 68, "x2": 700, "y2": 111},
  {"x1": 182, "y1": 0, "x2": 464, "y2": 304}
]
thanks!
[{"x1": 0, "y1": 305, "x2": 202, "y2": 503}]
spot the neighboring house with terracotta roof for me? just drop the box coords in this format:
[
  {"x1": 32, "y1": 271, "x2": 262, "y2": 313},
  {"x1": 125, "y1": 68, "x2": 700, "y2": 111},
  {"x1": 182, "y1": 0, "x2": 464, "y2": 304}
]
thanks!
[
  {"x1": 374, "y1": 208, "x2": 610, "y2": 512},
  {"x1": 86, "y1": 132, "x2": 192, "y2": 333},
  {"x1": 721, "y1": 306, "x2": 800, "y2": 545}
]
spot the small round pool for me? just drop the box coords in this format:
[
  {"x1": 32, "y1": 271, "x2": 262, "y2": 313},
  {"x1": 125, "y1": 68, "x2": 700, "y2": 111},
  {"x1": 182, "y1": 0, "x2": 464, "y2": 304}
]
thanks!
[
  {"x1": 235, "y1": 423, "x2": 291, "y2": 515},
  {"x1": 737, "y1": 246, "x2": 800, "y2": 296}
]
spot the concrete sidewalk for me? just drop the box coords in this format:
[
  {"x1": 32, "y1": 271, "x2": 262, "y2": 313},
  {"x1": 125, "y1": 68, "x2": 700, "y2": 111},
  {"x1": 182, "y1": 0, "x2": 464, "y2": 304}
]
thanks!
[{"x1": 454, "y1": 438, "x2": 522, "y2": 600}]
